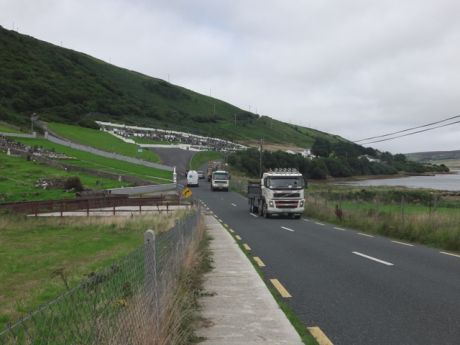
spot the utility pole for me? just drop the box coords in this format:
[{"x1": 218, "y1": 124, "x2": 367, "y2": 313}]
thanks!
[{"x1": 259, "y1": 138, "x2": 264, "y2": 178}]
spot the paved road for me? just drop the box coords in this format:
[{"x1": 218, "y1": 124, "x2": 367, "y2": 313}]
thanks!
[
  {"x1": 150, "y1": 147, "x2": 196, "y2": 176},
  {"x1": 190, "y1": 180, "x2": 460, "y2": 345}
]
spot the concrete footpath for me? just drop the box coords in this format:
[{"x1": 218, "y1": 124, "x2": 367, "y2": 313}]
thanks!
[{"x1": 198, "y1": 215, "x2": 303, "y2": 345}]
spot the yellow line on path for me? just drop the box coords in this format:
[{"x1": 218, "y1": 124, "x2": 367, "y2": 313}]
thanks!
[
  {"x1": 223, "y1": 223, "x2": 229, "y2": 228},
  {"x1": 253, "y1": 257, "x2": 266, "y2": 267},
  {"x1": 243, "y1": 243, "x2": 251, "y2": 251},
  {"x1": 235, "y1": 235, "x2": 242, "y2": 241},
  {"x1": 307, "y1": 326, "x2": 334, "y2": 345},
  {"x1": 270, "y1": 279, "x2": 291, "y2": 298}
]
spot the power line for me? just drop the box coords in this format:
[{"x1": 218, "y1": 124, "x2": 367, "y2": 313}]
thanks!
[
  {"x1": 358, "y1": 119, "x2": 460, "y2": 145},
  {"x1": 355, "y1": 114, "x2": 460, "y2": 142}
]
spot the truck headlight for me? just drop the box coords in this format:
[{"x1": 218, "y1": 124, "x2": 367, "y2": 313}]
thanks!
[
  {"x1": 268, "y1": 200, "x2": 274, "y2": 207},
  {"x1": 300, "y1": 200, "x2": 304, "y2": 207}
]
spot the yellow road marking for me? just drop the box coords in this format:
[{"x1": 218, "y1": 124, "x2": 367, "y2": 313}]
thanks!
[
  {"x1": 235, "y1": 235, "x2": 242, "y2": 241},
  {"x1": 228, "y1": 229, "x2": 235, "y2": 233},
  {"x1": 253, "y1": 256, "x2": 266, "y2": 267},
  {"x1": 270, "y1": 279, "x2": 291, "y2": 298},
  {"x1": 440, "y1": 251, "x2": 460, "y2": 258},
  {"x1": 223, "y1": 223, "x2": 229, "y2": 228},
  {"x1": 243, "y1": 243, "x2": 251, "y2": 251},
  {"x1": 307, "y1": 326, "x2": 334, "y2": 345}
]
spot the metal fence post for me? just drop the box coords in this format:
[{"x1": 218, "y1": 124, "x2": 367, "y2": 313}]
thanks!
[{"x1": 144, "y1": 229, "x2": 159, "y2": 339}]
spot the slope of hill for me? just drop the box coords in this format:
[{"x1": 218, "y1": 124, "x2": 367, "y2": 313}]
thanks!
[
  {"x1": 0, "y1": 26, "x2": 344, "y2": 148},
  {"x1": 406, "y1": 150, "x2": 460, "y2": 162}
]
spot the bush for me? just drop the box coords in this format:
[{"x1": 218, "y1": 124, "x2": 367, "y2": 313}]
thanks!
[{"x1": 64, "y1": 176, "x2": 84, "y2": 192}]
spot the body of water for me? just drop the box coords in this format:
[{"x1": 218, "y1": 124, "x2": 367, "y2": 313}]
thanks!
[{"x1": 340, "y1": 171, "x2": 460, "y2": 191}]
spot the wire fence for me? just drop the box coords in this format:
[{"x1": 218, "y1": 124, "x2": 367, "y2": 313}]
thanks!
[{"x1": 0, "y1": 209, "x2": 202, "y2": 345}]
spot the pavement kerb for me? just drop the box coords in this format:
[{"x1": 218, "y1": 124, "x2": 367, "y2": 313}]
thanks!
[{"x1": 198, "y1": 214, "x2": 304, "y2": 345}]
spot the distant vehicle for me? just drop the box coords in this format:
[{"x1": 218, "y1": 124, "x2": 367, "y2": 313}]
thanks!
[
  {"x1": 197, "y1": 170, "x2": 205, "y2": 179},
  {"x1": 187, "y1": 170, "x2": 199, "y2": 187},
  {"x1": 211, "y1": 170, "x2": 230, "y2": 191},
  {"x1": 247, "y1": 168, "x2": 305, "y2": 219},
  {"x1": 207, "y1": 160, "x2": 223, "y2": 181}
]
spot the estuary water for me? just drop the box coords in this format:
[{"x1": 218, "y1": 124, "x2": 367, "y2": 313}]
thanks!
[{"x1": 340, "y1": 170, "x2": 460, "y2": 191}]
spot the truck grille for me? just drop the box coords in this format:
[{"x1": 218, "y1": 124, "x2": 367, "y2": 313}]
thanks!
[
  {"x1": 275, "y1": 200, "x2": 299, "y2": 209},
  {"x1": 274, "y1": 192, "x2": 300, "y2": 198}
]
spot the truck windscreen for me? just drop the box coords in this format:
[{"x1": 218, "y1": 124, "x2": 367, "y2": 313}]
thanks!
[
  {"x1": 266, "y1": 177, "x2": 304, "y2": 190},
  {"x1": 213, "y1": 173, "x2": 229, "y2": 180}
]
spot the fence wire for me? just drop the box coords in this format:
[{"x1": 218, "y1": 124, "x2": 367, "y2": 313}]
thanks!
[{"x1": 0, "y1": 209, "x2": 201, "y2": 345}]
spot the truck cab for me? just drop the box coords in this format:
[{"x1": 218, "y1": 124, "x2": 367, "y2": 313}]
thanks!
[
  {"x1": 211, "y1": 170, "x2": 230, "y2": 191},
  {"x1": 248, "y1": 168, "x2": 305, "y2": 218}
]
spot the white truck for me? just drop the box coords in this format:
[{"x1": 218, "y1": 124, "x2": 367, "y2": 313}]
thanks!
[
  {"x1": 247, "y1": 168, "x2": 305, "y2": 219},
  {"x1": 211, "y1": 170, "x2": 230, "y2": 191}
]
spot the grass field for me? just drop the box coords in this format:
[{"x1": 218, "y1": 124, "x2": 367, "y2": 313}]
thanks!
[
  {"x1": 306, "y1": 183, "x2": 460, "y2": 251},
  {"x1": 189, "y1": 151, "x2": 224, "y2": 170},
  {"x1": 48, "y1": 123, "x2": 160, "y2": 163},
  {"x1": 0, "y1": 123, "x2": 23, "y2": 133},
  {"x1": 0, "y1": 152, "x2": 125, "y2": 203},
  {"x1": 0, "y1": 212, "x2": 184, "y2": 329},
  {"x1": 16, "y1": 138, "x2": 172, "y2": 183}
]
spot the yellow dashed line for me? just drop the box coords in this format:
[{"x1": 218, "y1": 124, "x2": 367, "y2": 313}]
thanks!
[
  {"x1": 243, "y1": 243, "x2": 251, "y2": 251},
  {"x1": 270, "y1": 279, "x2": 291, "y2": 298},
  {"x1": 307, "y1": 326, "x2": 334, "y2": 345},
  {"x1": 228, "y1": 229, "x2": 235, "y2": 233},
  {"x1": 235, "y1": 235, "x2": 242, "y2": 241},
  {"x1": 253, "y1": 256, "x2": 266, "y2": 267},
  {"x1": 223, "y1": 223, "x2": 229, "y2": 228}
]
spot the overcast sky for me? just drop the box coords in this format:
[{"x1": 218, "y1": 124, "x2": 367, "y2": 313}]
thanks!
[{"x1": 1, "y1": 0, "x2": 459, "y2": 153}]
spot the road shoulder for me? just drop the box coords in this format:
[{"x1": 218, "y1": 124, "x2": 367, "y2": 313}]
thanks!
[{"x1": 198, "y1": 215, "x2": 303, "y2": 344}]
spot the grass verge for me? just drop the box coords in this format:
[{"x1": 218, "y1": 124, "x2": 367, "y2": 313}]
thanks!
[
  {"x1": 0, "y1": 152, "x2": 125, "y2": 203},
  {"x1": 306, "y1": 184, "x2": 460, "y2": 252},
  {"x1": 0, "y1": 211, "x2": 186, "y2": 329},
  {"x1": 16, "y1": 137, "x2": 172, "y2": 183},
  {"x1": 48, "y1": 122, "x2": 160, "y2": 163}
]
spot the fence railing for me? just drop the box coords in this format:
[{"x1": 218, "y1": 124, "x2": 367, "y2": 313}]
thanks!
[
  {"x1": 0, "y1": 195, "x2": 182, "y2": 216},
  {"x1": 0, "y1": 208, "x2": 202, "y2": 345}
]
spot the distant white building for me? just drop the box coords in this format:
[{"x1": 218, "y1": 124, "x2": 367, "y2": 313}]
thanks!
[
  {"x1": 359, "y1": 154, "x2": 380, "y2": 163},
  {"x1": 301, "y1": 149, "x2": 314, "y2": 159}
]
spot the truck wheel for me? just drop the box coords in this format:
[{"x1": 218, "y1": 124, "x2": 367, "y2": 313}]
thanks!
[
  {"x1": 263, "y1": 203, "x2": 270, "y2": 218},
  {"x1": 258, "y1": 201, "x2": 264, "y2": 217}
]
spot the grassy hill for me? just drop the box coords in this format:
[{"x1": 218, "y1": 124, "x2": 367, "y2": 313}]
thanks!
[
  {"x1": 47, "y1": 122, "x2": 160, "y2": 163},
  {"x1": 0, "y1": 25, "x2": 344, "y2": 148},
  {"x1": 406, "y1": 150, "x2": 460, "y2": 162}
]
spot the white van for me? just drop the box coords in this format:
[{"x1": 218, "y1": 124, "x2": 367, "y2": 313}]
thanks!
[{"x1": 187, "y1": 170, "x2": 199, "y2": 187}]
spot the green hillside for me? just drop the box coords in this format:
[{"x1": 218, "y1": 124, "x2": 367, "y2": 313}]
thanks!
[
  {"x1": 47, "y1": 122, "x2": 160, "y2": 163},
  {"x1": 0, "y1": 25, "x2": 344, "y2": 148}
]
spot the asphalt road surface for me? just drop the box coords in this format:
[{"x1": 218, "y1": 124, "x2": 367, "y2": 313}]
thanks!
[
  {"x1": 150, "y1": 147, "x2": 196, "y2": 176},
  {"x1": 190, "y1": 180, "x2": 460, "y2": 345}
]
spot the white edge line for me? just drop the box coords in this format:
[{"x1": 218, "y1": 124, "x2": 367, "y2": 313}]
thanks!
[
  {"x1": 281, "y1": 226, "x2": 295, "y2": 232},
  {"x1": 231, "y1": 203, "x2": 237, "y2": 207},
  {"x1": 303, "y1": 218, "x2": 310, "y2": 222},
  {"x1": 440, "y1": 251, "x2": 460, "y2": 258},
  {"x1": 392, "y1": 240, "x2": 414, "y2": 247},
  {"x1": 352, "y1": 251, "x2": 394, "y2": 266},
  {"x1": 333, "y1": 227, "x2": 346, "y2": 231},
  {"x1": 250, "y1": 213, "x2": 258, "y2": 218},
  {"x1": 358, "y1": 232, "x2": 374, "y2": 238},
  {"x1": 315, "y1": 222, "x2": 325, "y2": 226}
]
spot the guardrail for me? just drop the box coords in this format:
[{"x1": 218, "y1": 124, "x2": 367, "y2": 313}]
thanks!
[{"x1": 0, "y1": 195, "x2": 182, "y2": 216}]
